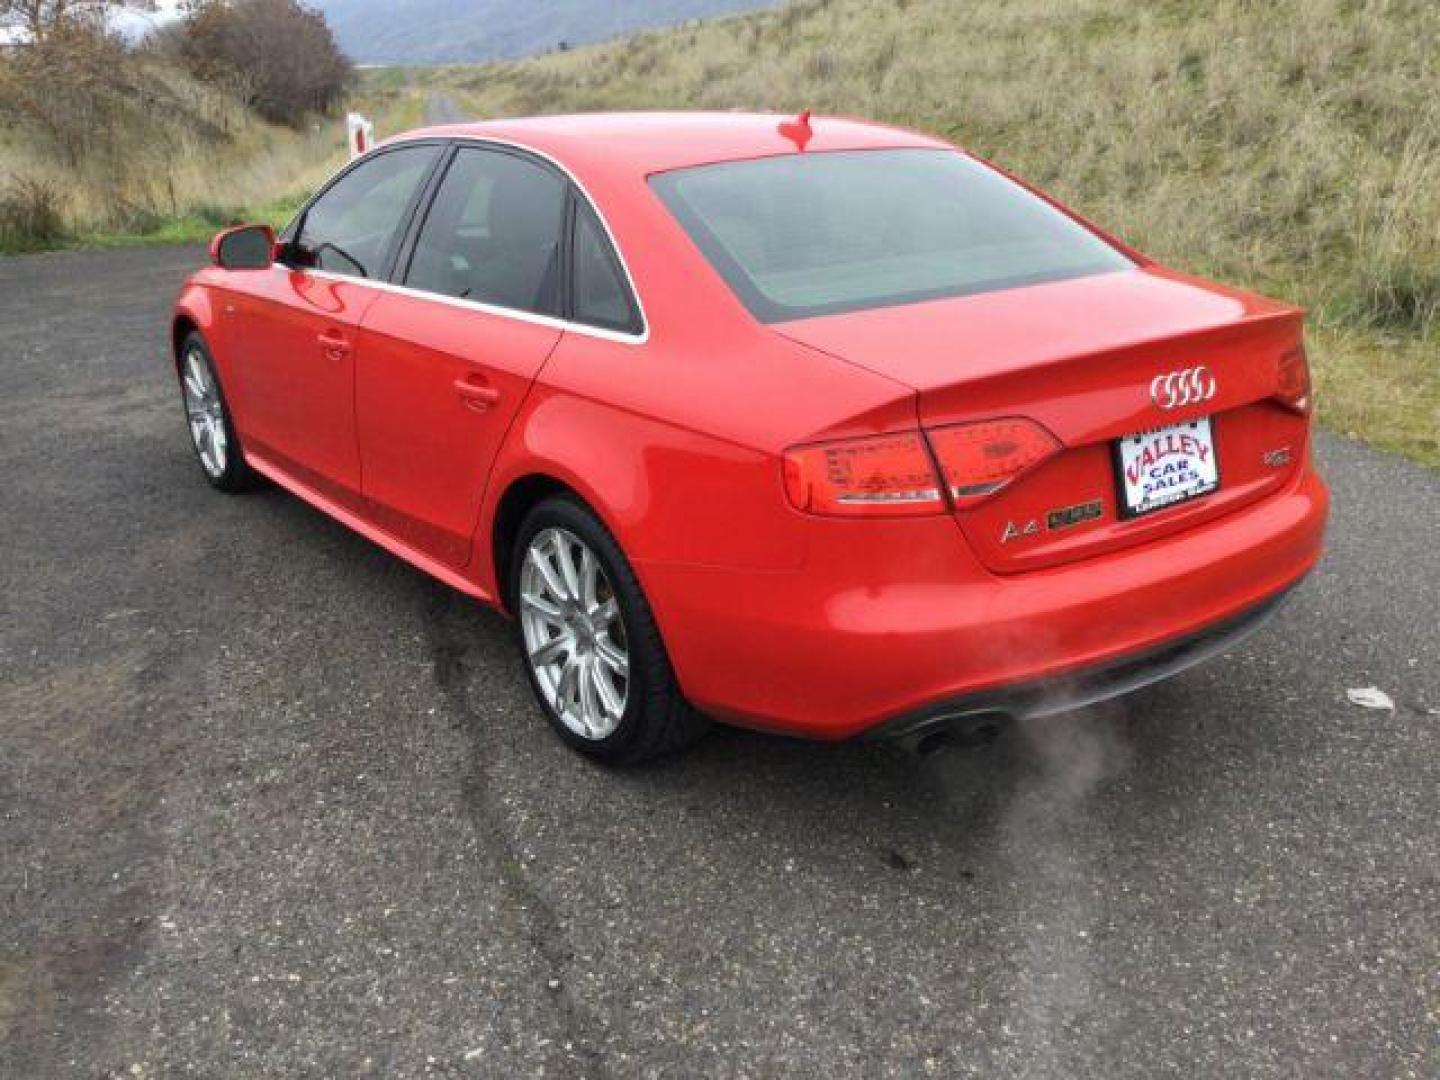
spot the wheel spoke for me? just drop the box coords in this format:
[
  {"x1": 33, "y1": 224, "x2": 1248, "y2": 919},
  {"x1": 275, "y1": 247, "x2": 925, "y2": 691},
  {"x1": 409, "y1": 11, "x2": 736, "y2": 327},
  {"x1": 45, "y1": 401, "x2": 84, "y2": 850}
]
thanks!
[
  {"x1": 553, "y1": 533, "x2": 581, "y2": 601},
  {"x1": 591, "y1": 596, "x2": 619, "y2": 625},
  {"x1": 520, "y1": 590, "x2": 564, "y2": 623},
  {"x1": 527, "y1": 544, "x2": 568, "y2": 601},
  {"x1": 556, "y1": 657, "x2": 579, "y2": 712},
  {"x1": 187, "y1": 353, "x2": 208, "y2": 391},
  {"x1": 578, "y1": 547, "x2": 599, "y2": 609},
  {"x1": 595, "y1": 635, "x2": 628, "y2": 676},
  {"x1": 591, "y1": 660, "x2": 624, "y2": 718},
  {"x1": 529, "y1": 633, "x2": 569, "y2": 667},
  {"x1": 578, "y1": 657, "x2": 601, "y2": 734}
]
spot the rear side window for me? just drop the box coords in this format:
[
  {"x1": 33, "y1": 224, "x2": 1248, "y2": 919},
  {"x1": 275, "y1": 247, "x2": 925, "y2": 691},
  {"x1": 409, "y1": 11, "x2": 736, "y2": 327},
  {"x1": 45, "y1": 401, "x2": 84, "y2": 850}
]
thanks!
[
  {"x1": 297, "y1": 145, "x2": 439, "y2": 279},
  {"x1": 570, "y1": 199, "x2": 641, "y2": 334},
  {"x1": 405, "y1": 146, "x2": 566, "y2": 316},
  {"x1": 650, "y1": 148, "x2": 1133, "y2": 322}
]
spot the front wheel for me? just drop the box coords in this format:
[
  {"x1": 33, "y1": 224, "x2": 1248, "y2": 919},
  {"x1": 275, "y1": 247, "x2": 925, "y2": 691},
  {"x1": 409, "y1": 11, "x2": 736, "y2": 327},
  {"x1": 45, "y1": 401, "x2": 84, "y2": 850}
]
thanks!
[
  {"x1": 510, "y1": 495, "x2": 708, "y2": 764},
  {"x1": 178, "y1": 331, "x2": 257, "y2": 492}
]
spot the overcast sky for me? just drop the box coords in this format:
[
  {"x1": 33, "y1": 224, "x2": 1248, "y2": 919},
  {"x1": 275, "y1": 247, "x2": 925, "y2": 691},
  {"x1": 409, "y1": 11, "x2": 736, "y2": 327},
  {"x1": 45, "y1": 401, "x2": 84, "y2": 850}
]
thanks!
[{"x1": 112, "y1": 0, "x2": 184, "y2": 37}]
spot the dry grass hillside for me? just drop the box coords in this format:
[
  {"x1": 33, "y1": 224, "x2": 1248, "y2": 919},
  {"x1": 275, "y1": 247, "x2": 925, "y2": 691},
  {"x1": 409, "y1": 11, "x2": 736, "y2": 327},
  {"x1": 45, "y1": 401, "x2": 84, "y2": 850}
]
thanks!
[
  {"x1": 420, "y1": 0, "x2": 1438, "y2": 464},
  {"x1": 0, "y1": 50, "x2": 421, "y2": 253}
]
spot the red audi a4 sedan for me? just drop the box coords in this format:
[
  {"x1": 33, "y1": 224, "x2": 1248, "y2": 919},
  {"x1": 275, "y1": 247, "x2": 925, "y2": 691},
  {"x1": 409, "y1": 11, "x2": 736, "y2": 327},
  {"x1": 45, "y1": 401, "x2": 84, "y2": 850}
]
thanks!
[{"x1": 172, "y1": 112, "x2": 1328, "y2": 762}]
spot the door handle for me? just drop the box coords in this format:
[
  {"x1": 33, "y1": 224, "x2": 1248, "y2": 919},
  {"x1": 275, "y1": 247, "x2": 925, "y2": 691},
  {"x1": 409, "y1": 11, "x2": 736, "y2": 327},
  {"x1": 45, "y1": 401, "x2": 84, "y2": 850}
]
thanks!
[
  {"x1": 454, "y1": 377, "x2": 501, "y2": 411},
  {"x1": 317, "y1": 329, "x2": 350, "y2": 360}
]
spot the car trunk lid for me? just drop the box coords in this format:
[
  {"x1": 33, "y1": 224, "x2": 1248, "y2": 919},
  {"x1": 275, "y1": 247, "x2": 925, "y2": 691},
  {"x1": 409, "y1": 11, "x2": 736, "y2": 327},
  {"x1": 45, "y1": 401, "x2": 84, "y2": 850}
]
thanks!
[{"x1": 775, "y1": 267, "x2": 1310, "y2": 572}]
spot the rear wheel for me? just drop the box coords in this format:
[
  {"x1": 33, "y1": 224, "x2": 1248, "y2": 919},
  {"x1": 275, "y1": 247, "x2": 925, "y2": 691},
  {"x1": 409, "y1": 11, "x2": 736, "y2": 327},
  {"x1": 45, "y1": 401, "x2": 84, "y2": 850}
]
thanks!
[
  {"x1": 178, "y1": 332, "x2": 256, "y2": 492},
  {"x1": 511, "y1": 495, "x2": 708, "y2": 763}
]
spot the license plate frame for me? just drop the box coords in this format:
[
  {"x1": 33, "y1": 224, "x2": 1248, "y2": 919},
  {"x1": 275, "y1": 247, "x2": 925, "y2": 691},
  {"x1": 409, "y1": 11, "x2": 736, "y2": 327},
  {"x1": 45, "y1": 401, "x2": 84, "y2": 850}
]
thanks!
[{"x1": 1113, "y1": 417, "x2": 1221, "y2": 519}]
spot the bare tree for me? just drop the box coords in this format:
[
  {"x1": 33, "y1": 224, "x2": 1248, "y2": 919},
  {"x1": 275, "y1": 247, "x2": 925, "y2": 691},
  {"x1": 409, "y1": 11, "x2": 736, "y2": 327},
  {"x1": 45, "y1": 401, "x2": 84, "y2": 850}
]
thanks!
[
  {"x1": 0, "y1": 0, "x2": 155, "y2": 42},
  {"x1": 175, "y1": 0, "x2": 350, "y2": 126},
  {"x1": 0, "y1": 22, "x2": 143, "y2": 167}
]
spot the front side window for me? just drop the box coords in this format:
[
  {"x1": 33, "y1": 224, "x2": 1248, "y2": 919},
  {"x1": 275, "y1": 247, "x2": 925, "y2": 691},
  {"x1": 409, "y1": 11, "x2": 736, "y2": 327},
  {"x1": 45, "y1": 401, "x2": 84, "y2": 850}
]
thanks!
[
  {"x1": 296, "y1": 145, "x2": 439, "y2": 279},
  {"x1": 650, "y1": 148, "x2": 1134, "y2": 323},
  {"x1": 405, "y1": 146, "x2": 566, "y2": 316},
  {"x1": 571, "y1": 200, "x2": 641, "y2": 334}
]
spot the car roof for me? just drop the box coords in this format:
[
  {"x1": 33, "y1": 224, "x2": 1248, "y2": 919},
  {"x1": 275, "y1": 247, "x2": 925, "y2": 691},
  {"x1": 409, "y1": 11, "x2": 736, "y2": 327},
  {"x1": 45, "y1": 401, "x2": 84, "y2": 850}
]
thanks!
[{"x1": 389, "y1": 111, "x2": 950, "y2": 182}]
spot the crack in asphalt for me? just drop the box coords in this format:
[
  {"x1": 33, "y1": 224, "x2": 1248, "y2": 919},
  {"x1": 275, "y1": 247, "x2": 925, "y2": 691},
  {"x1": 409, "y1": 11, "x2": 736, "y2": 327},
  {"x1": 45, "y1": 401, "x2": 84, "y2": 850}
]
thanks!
[{"x1": 421, "y1": 586, "x2": 611, "y2": 1079}]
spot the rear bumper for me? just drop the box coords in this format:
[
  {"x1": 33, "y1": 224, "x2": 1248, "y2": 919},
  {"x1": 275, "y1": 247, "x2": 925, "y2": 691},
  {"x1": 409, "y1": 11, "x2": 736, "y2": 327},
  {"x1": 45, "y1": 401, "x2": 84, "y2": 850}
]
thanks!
[
  {"x1": 638, "y1": 464, "x2": 1328, "y2": 739},
  {"x1": 866, "y1": 584, "x2": 1292, "y2": 745}
]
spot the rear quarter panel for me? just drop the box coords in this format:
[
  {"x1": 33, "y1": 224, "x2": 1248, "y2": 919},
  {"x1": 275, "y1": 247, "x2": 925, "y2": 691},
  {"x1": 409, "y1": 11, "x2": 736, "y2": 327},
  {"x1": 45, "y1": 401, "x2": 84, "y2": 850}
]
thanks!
[{"x1": 481, "y1": 325, "x2": 919, "y2": 591}]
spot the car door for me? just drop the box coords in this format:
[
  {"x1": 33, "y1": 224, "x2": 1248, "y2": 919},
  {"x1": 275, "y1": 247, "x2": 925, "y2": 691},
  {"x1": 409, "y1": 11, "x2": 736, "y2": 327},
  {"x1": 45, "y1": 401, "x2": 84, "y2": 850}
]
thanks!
[
  {"x1": 227, "y1": 143, "x2": 441, "y2": 509},
  {"x1": 353, "y1": 145, "x2": 569, "y2": 568}
]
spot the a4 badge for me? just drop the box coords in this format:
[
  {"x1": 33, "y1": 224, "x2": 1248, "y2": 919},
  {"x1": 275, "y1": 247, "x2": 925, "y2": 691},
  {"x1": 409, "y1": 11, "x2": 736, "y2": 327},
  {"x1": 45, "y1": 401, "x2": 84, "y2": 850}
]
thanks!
[{"x1": 1001, "y1": 498, "x2": 1105, "y2": 544}]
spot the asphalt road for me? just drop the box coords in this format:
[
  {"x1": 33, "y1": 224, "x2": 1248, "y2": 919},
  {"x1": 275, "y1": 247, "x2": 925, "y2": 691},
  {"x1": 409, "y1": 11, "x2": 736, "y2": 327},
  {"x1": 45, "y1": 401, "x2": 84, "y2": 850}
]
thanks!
[
  {"x1": 1, "y1": 245, "x2": 1437, "y2": 1078},
  {"x1": 426, "y1": 94, "x2": 466, "y2": 125}
]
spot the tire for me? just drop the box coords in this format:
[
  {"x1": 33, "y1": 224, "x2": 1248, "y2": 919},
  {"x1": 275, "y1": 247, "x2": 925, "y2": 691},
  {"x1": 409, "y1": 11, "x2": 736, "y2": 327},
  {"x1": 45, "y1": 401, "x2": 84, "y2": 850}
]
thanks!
[
  {"x1": 177, "y1": 331, "x2": 258, "y2": 492},
  {"x1": 509, "y1": 494, "x2": 709, "y2": 764}
]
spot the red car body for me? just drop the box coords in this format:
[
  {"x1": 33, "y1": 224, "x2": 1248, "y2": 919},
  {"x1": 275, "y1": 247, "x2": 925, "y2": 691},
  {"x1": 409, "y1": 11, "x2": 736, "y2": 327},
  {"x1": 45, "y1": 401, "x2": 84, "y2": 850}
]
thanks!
[{"x1": 173, "y1": 113, "x2": 1328, "y2": 742}]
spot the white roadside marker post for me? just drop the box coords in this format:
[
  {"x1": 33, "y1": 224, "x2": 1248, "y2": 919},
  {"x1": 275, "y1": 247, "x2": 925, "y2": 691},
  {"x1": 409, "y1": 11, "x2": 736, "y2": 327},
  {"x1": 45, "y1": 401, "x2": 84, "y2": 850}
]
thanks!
[{"x1": 346, "y1": 112, "x2": 376, "y2": 159}]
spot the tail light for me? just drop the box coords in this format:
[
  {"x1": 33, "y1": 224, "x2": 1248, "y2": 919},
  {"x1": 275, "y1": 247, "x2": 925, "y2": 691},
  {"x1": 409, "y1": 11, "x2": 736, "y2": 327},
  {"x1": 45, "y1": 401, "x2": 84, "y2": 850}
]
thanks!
[
  {"x1": 925, "y1": 418, "x2": 1061, "y2": 509},
  {"x1": 782, "y1": 432, "x2": 943, "y2": 517},
  {"x1": 1276, "y1": 344, "x2": 1312, "y2": 414},
  {"x1": 782, "y1": 418, "x2": 1061, "y2": 517}
]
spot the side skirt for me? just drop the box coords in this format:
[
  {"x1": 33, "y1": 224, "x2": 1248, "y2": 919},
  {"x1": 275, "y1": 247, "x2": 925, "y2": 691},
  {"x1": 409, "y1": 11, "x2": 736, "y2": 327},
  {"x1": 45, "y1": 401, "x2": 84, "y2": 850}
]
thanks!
[{"x1": 245, "y1": 450, "x2": 497, "y2": 607}]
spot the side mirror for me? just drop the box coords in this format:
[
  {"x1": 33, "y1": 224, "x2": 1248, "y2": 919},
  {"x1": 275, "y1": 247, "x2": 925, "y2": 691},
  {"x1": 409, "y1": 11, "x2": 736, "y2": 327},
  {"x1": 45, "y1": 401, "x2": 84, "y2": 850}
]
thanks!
[
  {"x1": 211, "y1": 224, "x2": 276, "y2": 270},
  {"x1": 273, "y1": 238, "x2": 316, "y2": 270}
]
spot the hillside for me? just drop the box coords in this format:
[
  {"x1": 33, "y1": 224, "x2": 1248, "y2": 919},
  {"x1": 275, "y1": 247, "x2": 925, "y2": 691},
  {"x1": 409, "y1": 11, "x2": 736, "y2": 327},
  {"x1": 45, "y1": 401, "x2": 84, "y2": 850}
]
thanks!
[
  {"x1": 412, "y1": 0, "x2": 1439, "y2": 465},
  {"x1": 313, "y1": 0, "x2": 785, "y2": 63},
  {"x1": 0, "y1": 43, "x2": 421, "y2": 255}
]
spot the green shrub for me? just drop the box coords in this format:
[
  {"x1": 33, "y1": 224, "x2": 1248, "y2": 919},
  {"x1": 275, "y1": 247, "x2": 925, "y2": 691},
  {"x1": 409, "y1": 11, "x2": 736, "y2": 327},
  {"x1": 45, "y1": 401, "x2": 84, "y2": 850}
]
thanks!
[
  {"x1": 193, "y1": 202, "x2": 240, "y2": 228},
  {"x1": 0, "y1": 176, "x2": 67, "y2": 252}
]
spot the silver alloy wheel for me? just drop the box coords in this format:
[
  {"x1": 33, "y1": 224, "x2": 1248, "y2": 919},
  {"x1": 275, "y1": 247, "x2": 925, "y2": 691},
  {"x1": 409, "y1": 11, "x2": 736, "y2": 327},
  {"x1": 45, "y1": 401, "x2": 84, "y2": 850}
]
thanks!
[
  {"x1": 182, "y1": 347, "x2": 228, "y2": 478},
  {"x1": 518, "y1": 526, "x2": 630, "y2": 740}
]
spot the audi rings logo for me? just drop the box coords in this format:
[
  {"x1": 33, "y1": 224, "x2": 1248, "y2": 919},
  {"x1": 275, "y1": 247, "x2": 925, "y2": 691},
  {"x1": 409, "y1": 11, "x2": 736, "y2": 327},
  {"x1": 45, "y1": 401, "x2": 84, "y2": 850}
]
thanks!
[{"x1": 1149, "y1": 366, "x2": 1217, "y2": 411}]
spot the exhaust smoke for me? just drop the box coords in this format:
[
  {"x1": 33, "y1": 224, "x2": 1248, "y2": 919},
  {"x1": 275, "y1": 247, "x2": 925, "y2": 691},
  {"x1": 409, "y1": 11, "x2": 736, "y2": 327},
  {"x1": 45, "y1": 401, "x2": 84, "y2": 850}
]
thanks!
[
  {"x1": 1001, "y1": 707, "x2": 1130, "y2": 1072},
  {"x1": 924, "y1": 699, "x2": 1132, "y2": 1074}
]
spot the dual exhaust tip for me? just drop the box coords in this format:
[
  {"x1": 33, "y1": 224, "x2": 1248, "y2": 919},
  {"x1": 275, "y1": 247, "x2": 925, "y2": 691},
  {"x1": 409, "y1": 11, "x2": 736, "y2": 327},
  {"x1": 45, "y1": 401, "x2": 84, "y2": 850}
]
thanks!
[{"x1": 895, "y1": 711, "x2": 1012, "y2": 758}]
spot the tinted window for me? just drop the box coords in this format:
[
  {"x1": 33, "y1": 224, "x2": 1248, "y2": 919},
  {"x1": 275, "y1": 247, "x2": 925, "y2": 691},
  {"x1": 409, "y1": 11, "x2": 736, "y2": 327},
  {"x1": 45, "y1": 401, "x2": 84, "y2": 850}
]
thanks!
[
  {"x1": 650, "y1": 149, "x2": 1133, "y2": 322},
  {"x1": 406, "y1": 147, "x2": 566, "y2": 315},
  {"x1": 571, "y1": 200, "x2": 640, "y2": 333},
  {"x1": 297, "y1": 146, "x2": 438, "y2": 279}
]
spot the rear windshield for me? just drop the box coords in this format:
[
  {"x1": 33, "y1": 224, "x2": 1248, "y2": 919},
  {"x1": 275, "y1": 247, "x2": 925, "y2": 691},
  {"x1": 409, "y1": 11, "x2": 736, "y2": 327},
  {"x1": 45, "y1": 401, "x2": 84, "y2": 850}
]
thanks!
[{"x1": 650, "y1": 148, "x2": 1133, "y2": 322}]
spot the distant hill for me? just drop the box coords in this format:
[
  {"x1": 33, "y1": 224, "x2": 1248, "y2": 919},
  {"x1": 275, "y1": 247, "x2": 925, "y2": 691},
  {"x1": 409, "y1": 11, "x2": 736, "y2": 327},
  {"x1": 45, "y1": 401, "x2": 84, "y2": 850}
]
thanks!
[{"x1": 312, "y1": 0, "x2": 785, "y2": 64}]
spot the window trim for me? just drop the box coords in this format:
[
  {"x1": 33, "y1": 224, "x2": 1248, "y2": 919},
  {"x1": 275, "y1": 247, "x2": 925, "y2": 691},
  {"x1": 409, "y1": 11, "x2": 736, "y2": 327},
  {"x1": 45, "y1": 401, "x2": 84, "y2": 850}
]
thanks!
[
  {"x1": 280, "y1": 139, "x2": 448, "y2": 282},
  {"x1": 395, "y1": 141, "x2": 569, "y2": 322},
  {"x1": 283, "y1": 136, "x2": 650, "y2": 346},
  {"x1": 564, "y1": 187, "x2": 645, "y2": 336}
]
